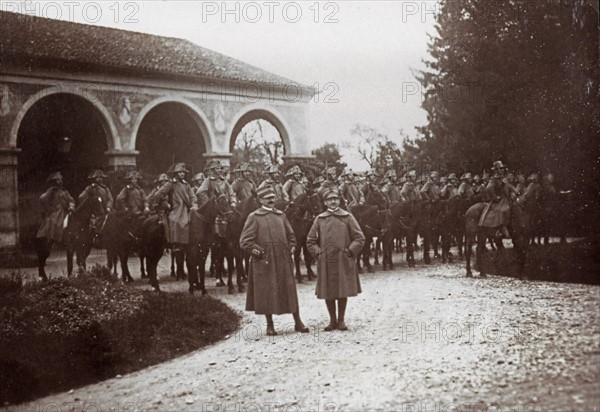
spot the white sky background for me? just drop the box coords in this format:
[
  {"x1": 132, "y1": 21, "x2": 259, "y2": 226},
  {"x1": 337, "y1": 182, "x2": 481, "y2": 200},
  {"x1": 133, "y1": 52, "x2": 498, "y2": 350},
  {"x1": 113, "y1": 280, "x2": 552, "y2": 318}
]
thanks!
[{"x1": 5, "y1": 0, "x2": 437, "y2": 169}]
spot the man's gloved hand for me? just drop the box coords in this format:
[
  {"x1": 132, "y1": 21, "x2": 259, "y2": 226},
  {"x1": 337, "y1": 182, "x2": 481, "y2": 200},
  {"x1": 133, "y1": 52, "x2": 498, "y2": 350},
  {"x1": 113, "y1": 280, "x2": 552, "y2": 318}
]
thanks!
[
  {"x1": 343, "y1": 248, "x2": 353, "y2": 258},
  {"x1": 106, "y1": 207, "x2": 112, "y2": 213},
  {"x1": 144, "y1": 207, "x2": 150, "y2": 214}
]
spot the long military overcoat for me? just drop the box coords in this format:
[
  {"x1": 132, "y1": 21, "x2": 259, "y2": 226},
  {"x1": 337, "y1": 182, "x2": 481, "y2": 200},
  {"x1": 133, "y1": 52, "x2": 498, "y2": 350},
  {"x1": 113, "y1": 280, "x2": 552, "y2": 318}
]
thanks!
[
  {"x1": 240, "y1": 208, "x2": 299, "y2": 315},
  {"x1": 154, "y1": 179, "x2": 197, "y2": 244},
  {"x1": 307, "y1": 208, "x2": 365, "y2": 300},
  {"x1": 36, "y1": 187, "x2": 75, "y2": 242}
]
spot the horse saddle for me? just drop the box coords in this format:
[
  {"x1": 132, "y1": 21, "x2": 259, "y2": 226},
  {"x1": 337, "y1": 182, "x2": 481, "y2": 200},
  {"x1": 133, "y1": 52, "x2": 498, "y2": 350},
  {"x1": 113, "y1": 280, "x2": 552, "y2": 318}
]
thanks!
[{"x1": 214, "y1": 215, "x2": 228, "y2": 238}]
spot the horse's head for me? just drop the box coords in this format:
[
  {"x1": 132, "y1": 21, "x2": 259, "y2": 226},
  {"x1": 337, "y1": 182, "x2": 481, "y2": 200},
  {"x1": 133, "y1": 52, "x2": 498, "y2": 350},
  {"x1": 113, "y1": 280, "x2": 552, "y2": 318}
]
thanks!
[{"x1": 215, "y1": 194, "x2": 233, "y2": 217}]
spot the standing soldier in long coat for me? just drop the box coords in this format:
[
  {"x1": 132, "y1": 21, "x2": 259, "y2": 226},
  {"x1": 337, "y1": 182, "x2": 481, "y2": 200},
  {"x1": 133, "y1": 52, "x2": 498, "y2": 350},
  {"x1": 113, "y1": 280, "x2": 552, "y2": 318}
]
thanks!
[
  {"x1": 153, "y1": 163, "x2": 198, "y2": 279},
  {"x1": 116, "y1": 171, "x2": 149, "y2": 216},
  {"x1": 282, "y1": 165, "x2": 306, "y2": 203},
  {"x1": 307, "y1": 188, "x2": 365, "y2": 331},
  {"x1": 258, "y1": 165, "x2": 288, "y2": 202},
  {"x1": 239, "y1": 186, "x2": 309, "y2": 336},
  {"x1": 231, "y1": 163, "x2": 257, "y2": 202},
  {"x1": 36, "y1": 172, "x2": 75, "y2": 280}
]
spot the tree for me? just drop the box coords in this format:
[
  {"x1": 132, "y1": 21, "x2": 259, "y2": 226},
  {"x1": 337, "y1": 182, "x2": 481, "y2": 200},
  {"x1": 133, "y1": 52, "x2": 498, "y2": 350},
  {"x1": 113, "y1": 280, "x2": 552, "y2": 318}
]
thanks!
[
  {"x1": 312, "y1": 143, "x2": 347, "y2": 175},
  {"x1": 231, "y1": 119, "x2": 285, "y2": 171},
  {"x1": 413, "y1": 0, "x2": 599, "y2": 193}
]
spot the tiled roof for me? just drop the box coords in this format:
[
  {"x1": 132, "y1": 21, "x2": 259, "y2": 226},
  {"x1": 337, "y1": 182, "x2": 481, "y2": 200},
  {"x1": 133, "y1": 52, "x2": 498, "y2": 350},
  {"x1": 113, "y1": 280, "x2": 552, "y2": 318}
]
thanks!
[{"x1": 0, "y1": 11, "x2": 313, "y2": 92}]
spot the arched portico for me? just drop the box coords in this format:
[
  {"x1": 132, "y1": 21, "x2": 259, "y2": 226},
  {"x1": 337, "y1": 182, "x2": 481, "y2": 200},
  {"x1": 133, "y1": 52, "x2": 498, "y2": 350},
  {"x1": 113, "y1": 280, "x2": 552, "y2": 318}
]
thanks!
[{"x1": 228, "y1": 105, "x2": 292, "y2": 156}]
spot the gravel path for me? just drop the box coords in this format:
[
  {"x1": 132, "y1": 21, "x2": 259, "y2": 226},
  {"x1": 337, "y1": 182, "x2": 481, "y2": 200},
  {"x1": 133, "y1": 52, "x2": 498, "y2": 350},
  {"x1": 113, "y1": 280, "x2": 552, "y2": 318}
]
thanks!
[{"x1": 14, "y1": 259, "x2": 600, "y2": 412}]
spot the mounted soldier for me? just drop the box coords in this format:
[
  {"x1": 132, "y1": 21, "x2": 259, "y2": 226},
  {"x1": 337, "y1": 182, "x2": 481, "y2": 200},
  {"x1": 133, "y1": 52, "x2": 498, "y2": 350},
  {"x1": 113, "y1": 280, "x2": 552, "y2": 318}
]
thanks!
[
  {"x1": 191, "y1": 172, "x2": 206, "y2": 194},
  {"x1": 515, "y1": 174, "x2": 527, "y2": 197},
  {"x1": 36, "y1": 172, "x2": 75, "y2": 280},
  {"x1": 457, "y1": 173, "x2": 475, "y2": 200},
  {"x1": 400, "y1": 170, "x2": 420, "y2": 202},
  {"x1": 78, "y1": 169, "x2": 113, "y2": 240},
  {"x1": 420, "y1": 171, "x2": 442, "y2": 202},
  {"x1": 197, "y1": 160, "x2": 237, "y2": 208},
  {"x1": 440, "y1": 173, "x2": 459, "y2": 199},
  {"x1": 231, "y1": 163, "x2": 257, "y2": 202},
  {"x1": 282, "y1": 165, "x2": 306, "y2": 203},
  {"x1": 380, "y1": 170, "x2": 401, "y2": 205},
  {"x1": 359, "y1": 169, "x2": 381, "y2": 201},
  {"x1": 340, "y1": 169, "x2": 364, "y2": 207},
  {"x1": 479, "y1": 161, "x2": 515, "y2": 238},
  {"x1": 147, "y1": 173, "x2": 170, "y2": 214},
  {"x1": 153, "y1": 163, "x2": 198, "y2": 278},
  {"x1": 318, "y1": 167, "x2": 340, "y2": 199},
  {"x1": 116, "y1": 171, "x2": 149, "y2": 217},
  {"x1": 258, "y1": 164, "x2": 288, "y2": 202}
]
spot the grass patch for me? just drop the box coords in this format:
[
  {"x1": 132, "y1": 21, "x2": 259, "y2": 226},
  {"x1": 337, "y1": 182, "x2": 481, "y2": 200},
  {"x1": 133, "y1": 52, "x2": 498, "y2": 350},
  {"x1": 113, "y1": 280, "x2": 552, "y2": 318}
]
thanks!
[
  {"x1": 478, "y1": 237, "x2": 600, "y2": 284},
  {"x1": 0, "y1": 265, "x2": 241, "y2": 404}
]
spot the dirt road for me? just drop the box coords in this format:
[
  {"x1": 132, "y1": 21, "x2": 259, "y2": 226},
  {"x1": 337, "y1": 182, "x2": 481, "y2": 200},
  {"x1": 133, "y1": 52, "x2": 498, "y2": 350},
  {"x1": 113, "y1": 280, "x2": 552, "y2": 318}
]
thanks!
[{"x1": 15, "y1": 261, "x2": 600, "y2": 411}]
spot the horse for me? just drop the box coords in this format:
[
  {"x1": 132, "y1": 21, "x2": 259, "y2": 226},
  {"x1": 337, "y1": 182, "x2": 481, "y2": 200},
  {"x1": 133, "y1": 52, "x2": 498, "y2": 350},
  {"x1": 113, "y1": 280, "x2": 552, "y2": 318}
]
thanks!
[
  {"x1": 187, "y1": 194, "x2": 233, "y2": 295},
  {"x1": 103, "y1": 211, "x2": 154, "y2": 284},
  {"x1": 464, "y1": 187, "x2": 538, "y2": 279},
  {"x1": 138, "y1": 214, "x2": 167, "y2": 291},
  {"x1": 103, "y1": 216, "x2": 148, "y2": 281},
  {"x1": 381, "y1": 200, "x2": 419, "y2": 270},
  {"x1": 439, "y1": 196, "x2": 472, "y2": 263},
  {"x1": 350, "y1": 188, "x2": 390, "y2": 273},
  {"x1": 285, "y1": 191, "x2": 322, "y2": 282},
  {"x1": 213, "y1": 194, "x2": 260, "y2": 294},
  {"x1": 420, "y1": 199, "x2": 443, "y2": 264},
  {"x1": 36, "y1": 195, "x2": 105, "y2": 279}
]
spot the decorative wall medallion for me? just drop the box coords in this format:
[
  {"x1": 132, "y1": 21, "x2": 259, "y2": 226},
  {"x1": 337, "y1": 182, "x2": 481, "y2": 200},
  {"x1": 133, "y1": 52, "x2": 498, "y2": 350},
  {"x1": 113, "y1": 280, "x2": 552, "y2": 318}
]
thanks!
[
  {"x1": 214, "y1": 102, "x2": 227, "y2": 133},
  {"x1": 0, "y1": 85, "x2": 12, "y2": 117},
  {"x1": 118, "y1": 96, "x2": 132, "y2": 125}
]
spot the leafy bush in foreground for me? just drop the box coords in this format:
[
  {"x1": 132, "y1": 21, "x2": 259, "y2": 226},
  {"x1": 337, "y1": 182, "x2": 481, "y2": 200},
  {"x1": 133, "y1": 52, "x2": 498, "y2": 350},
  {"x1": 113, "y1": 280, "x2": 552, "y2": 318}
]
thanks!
[{"x1": 0, "y1": 266, "x2": 241, "y2": 404}]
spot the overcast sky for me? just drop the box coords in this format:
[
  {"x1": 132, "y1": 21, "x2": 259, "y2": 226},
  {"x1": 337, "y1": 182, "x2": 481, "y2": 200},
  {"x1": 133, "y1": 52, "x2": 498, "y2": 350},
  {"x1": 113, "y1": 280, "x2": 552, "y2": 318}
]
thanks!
[{"x1": 7, "y1": 1, "x2": 437, "y2": 168}]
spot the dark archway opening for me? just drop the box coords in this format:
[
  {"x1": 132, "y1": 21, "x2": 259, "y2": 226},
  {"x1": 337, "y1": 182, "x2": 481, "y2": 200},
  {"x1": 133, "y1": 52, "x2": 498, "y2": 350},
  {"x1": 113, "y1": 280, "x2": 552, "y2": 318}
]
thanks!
[
  {"x1": 17, "y1": 93, "x2": 109, "y2": 250},
  {"x1": 136, "y1": 103, "x2": 207, "y2": 179}
]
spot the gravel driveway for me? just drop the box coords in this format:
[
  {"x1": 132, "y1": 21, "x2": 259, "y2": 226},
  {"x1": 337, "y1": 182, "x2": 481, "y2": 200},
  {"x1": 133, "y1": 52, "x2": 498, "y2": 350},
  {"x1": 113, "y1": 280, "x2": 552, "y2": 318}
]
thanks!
[{"x1": 15, "y1": 261, "x2": 600, "y2": 411}]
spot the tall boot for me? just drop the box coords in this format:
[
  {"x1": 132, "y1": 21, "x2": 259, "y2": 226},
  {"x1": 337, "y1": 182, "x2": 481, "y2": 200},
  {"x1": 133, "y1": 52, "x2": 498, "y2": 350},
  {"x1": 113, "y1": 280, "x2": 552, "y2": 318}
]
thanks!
[
  {"x1": 324, "y1": 300, "x2": 337, "y2": 331},
  {"x1": 175, "y1": 249, "x2": 186, "y2": 280},
  {"x1": 337, "y1": 298, "x2": 348, "y2": 331}
]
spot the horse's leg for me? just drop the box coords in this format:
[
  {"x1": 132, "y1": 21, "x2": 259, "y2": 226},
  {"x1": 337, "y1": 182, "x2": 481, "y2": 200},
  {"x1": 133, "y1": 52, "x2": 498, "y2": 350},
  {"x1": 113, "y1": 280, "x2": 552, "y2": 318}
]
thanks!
[
  {"x1": 304, "y1": 243, "x2": 316, "y2": 279},
  {"x1": 119, "y1": 251, "x2": 133, "y2": 283},
  {"x1": 465, "y1": 233, "x2": 473, "y2": 277},
  {"x1": 214, "y1": 245, "x2": 226, "y2": 287},
  {"x1": 363, "y1": 237, "x2": 374, "y2": 273},
  {"x1": 356, "y1": 253, "x2": 363, "y2": 274},
  {"x1": 476, "y1": 232, "x2": 487, "y2": 278},
  {"x1": 140, "y1": 254, "x2": 147, "y2": 279},
  {"x1": 226, "y1": 249, "x2": 236, "y2": 294},
  {"x1": 175, "y1": 248, "x2": 187, "y2": 281},
  {"x1": 406, "y1": 234, "x2": 415, "y2": 268},
  {"x1": 294, "y1": 245, "x2": 303, "y2": 283},
  {"x1": 374, "y1": 238, "x2": 381, "y2": 266},
  {"x1": 198, "y1": 245, "x2": 209, "y2": 295},
  {"x1": 234, "y1": 247, "x2": 245, "y2": 293},
  {"x1": 66, "y1": 244, "x2": 74, "y2": 277},
  {"x1": 36, "y1": 238, "x2": 50, "y2": 281},
  {"x1": 170, "y1": 246, "x2": 176, "y2": 277},
  {"x1": 187, "y1": 244, "x2": 200, "y2": 294},
  {"x1": 243, "y1": 255, "x2": 250, "y2": 282}
]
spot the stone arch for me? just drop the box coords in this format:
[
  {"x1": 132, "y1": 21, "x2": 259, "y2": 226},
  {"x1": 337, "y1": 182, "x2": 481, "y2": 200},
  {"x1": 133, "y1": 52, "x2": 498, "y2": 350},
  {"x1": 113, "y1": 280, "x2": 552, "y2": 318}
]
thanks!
[
  {"x1": 10, "y1": 86, "x2": 119, "y2": 150},
  {"x1": 228, "y1": 104, "x2": 292, "y2": 155},
  {"x1": 130, "y1": 96, "x2": 213, "y2": 153}
]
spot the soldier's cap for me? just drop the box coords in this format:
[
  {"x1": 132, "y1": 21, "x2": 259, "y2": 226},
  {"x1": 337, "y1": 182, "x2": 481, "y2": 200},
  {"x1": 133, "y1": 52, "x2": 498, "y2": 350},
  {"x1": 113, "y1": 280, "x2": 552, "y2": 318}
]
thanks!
[
  {"x1": 493, "y1": 160, "x2": 506, "y2": 170},
  {"x1": 257, "y1": 186, "x2": 276, "y2": 199},
  {"x1": 286, "y1": 165, "x2": 303, "y2": 176},
  {"x1": 47, "y1": 172, "x2": 63, "y2": 182},
  {"x1": 473, "y1": 174, "x2": 480, "y2": 180},
  {"x1": 173, "y1": 163, "x2": 189, "y2": 173},
  {"x1": 447, "y1": 173, "x2": 458, "y2": 180},
  {"x1": 366, "y1": 169, "x2": 380, "y2": 177},
  {"x1": 384, "y1": 170, "x2": 397, "y2": 178},
  {"x1": 156, "y1": 173, "x2": 169, "y2": 183},
  {"x1": 323, "y1": 187, "x2": 340, "y2": 200},
  {"x1": 204, "y1": 160, "x2": 222, "y2": 171},
  {"x1": 234, "y1": 163, "x2": 253, "y2": 173},
  {"x1": 192, "y1": 172, "x2": 205, "y2": 182},
  {"x1": 314, "y1": 176, "x2": 325, "y2": 185},
  {"x1": 265, "y1": 164, "x2": 279, "y2": 174},
  {"x1": 406, "y1": 170, "x2": 417, "y2": 178},
  {"x1": 125, "y1": 171, "x2": 141, "y2": 181},
  {"x1": 323, "y1": 167, "x2": 337, "y2": 176},
  {"x1": 461, "y1": 173, "x2": 472, "y2": 180},
  {"x1": 527, "y1": 173, "x2": 539, "y2": 182},
  {"x1": 89, "y1": 169, "x2": 107, "y2": 180},
  {"x1": 430, "y1": 171, "x2": 439, "y2": 178}
]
